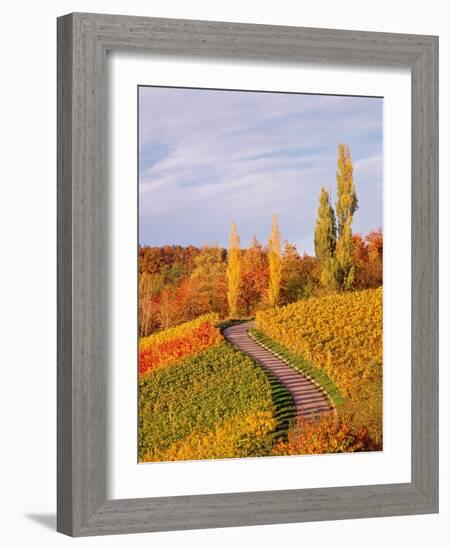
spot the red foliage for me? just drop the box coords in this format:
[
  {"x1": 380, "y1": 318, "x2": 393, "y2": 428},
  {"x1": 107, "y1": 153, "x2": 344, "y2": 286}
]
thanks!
[
  {"x1": 353, "y1": 229, "x2": 383, "y2": 289},
  {"x1": 138, "y1": 320, "x2": 222, "y2": 374},
  {"x1": 274, "y1": 412, "x2": 379, "y2": 455}
]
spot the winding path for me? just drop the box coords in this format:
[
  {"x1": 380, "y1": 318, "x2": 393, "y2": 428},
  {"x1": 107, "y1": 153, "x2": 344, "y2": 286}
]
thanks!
[{"x1": 223, "y1": 321, "x2": 333, "y2": 420}]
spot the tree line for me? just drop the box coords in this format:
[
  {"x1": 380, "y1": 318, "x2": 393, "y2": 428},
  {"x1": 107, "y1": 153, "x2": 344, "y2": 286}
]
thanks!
[{"x1": 139, "y1": 144, "x2": 382, "y2": 336}]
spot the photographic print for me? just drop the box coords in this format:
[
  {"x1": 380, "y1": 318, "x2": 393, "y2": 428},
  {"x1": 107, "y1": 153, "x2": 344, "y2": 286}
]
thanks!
[{"x1": 138, "y1": 86, "x2": 383, "y2": 463}]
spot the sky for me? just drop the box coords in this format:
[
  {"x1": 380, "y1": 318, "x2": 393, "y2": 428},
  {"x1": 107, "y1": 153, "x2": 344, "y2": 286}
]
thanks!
[{"x1": 139, "y1": 86, "x2": 383, "y2": 254}]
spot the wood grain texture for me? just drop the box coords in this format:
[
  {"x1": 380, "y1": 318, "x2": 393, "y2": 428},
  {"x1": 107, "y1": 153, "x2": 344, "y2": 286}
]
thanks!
[
  {"x1": 410, "y1": 35, "x2": 439, "y2": 507},
  {"x1": 57, "y1": 12, "x2": 439, "y2": 537},
  {"x1": 57, "y1": 13, "x2": 74, "y2": 535}
]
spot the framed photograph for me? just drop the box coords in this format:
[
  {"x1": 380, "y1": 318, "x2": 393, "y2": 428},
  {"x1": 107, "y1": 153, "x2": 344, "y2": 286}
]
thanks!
[{"x1": 57, "y1": 13, "x2": 438, "y2": 536}]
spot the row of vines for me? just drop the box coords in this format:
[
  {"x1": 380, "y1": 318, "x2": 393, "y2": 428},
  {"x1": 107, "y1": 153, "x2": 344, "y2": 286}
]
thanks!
[
  {"x1": 256, "y1": 287, "x2": 383, "y2": 451},
  {"x1": 139, "y1": 288, "x2": 383, "y2": 460},
  {"x1": 139, "y1": 342, "x2": 294, "y2": 461}
]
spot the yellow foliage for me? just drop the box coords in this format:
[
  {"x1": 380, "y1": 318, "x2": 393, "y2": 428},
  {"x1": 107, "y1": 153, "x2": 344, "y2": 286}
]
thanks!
[
  {"x1": 141, "y1": 411, "x2": 276, "y2": 462},
  {"x1": 226, "y1": 222, "x2": 241, "y2": 318},
  {"x1": 268, "y1": 214, "x2": 282, "y2": 306},
  {"x1": 139, "y1": 313, "x2": 220, "y2": 352},
  {"x1": 256, "y1": 288, "x2": 382, "y2": 449},
  {"x1": 256, "y1": 288, "x2": 382, "y2": 400}
]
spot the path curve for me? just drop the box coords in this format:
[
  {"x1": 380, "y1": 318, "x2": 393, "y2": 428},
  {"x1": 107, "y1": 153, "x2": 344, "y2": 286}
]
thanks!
[{"x1": 223, "y1": 321, "x2": 333, "y2": 420}]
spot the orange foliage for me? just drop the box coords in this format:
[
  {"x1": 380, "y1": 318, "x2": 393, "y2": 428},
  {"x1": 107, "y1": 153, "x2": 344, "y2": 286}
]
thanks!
[
  {"x1": 274, "y1": 413, "x2": 377, "y2": 455},
  {"x1": 139, "y1": 317, "x2": 222, "y2": 375},
  {"x1": 353, "y1": 229, "x2": 383, "y2": 289},
  {"x1": 239, "y1": 237, "x2": 269, "y2": 315}
]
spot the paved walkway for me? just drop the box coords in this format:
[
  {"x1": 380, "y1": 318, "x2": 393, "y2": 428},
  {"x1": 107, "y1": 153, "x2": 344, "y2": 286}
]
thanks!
[{"x1": 223, "y1": 321, "x2": 333, "y2": 420}]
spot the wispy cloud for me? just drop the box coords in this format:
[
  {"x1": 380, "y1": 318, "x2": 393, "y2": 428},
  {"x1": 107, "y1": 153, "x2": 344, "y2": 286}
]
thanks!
[{"x1": 139, "y1": 87, "x2": 383, "y2": 252}]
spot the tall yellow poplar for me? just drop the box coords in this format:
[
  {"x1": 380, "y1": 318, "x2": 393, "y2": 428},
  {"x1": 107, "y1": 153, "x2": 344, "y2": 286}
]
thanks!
[
  {"x1": 335, "y1": 143, "x2": 358, "y2": 291},
  {"x1": 268, "y1": 214, "x2": 282, "y2": 307},
  {"x1": 335, "y1": 143, "x2": 358, "y2": 235},
  {"x1": 226, "y1": 221, "x2": 241, "y2": 318},
  {"x1": 314, "y1": 187, "x2": 339, "y2": 291}
]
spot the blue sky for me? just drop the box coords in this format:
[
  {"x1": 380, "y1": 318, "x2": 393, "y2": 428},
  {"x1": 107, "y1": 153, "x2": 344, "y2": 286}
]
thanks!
[{"x1": 139, "y1": 86, "x2": 383, "y2": 254}]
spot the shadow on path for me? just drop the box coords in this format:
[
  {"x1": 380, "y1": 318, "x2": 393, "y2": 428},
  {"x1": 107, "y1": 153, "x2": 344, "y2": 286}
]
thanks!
[{"x1": 223, "y1": 321, "x2": 333, "y2": 422}]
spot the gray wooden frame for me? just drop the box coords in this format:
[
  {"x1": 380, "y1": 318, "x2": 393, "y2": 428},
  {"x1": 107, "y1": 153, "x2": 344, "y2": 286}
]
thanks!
[{"x1": 57, "y1": 12, "x2": 438, "y2": 537}]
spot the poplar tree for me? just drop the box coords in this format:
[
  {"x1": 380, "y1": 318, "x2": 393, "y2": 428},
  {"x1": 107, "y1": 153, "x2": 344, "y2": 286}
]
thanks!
[
  {"x1": 314, "y1": 187, "x2": 339, "y2": 291},
  {"x1": 314, "y1": 187, "x2": 336, "y2": 261},
  {"x1": 336, "y1": 219, "x2": 355, "y2": 291},
  {"x1": 335, "y1": 144, "x2": 358, "y2": 290},
  {"x1": 268, "y1": 214, "x2": 282, "y2": 307},
  {"x1": 335, "y1": 143, "x2": 358, "y2": 235},
  {"x1": 226, "y1": 221, "x2": 241, "y2": 318}
]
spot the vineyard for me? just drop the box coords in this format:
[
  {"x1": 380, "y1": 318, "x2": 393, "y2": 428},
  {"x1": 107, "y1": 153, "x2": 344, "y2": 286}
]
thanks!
[
  {"x1": 256, "y1": 287, "x2": 383, "y2": 449},
  {"x1": 138, "y1": 287, "x2": 383, "y2": 461},
  {"x1": 256, "y1": 288, "x2": 382, "y2": 398},
  {"x1": 139, "y1": 341, "x2": 295, "y2": 462}
]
